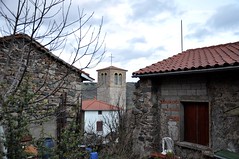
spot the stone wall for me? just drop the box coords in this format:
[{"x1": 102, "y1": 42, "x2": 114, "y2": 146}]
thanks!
[
  {"x1": 132, "y1": 79, "x2": 161, "y2": 158},
  {"x1": 209, "y1": 73, "x2": 239, "y2": 153},
  {"x1": 159, "y1": 75, "x2": 209, "y2": 142},
  {"x1": 132, "y1": 71, "x2": 239, "y2": 158},
  {"x1": 97, "y1": 67, "x2": 127, "y2": 108},
  {"x1": 0, "y1": 38, "x2": 83, "y2": 138}
]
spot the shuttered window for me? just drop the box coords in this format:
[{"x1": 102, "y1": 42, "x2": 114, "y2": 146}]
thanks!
[
  {"x1": 184, "y1": 102, "x2": 209, "y2": 146},
  {"x1": 96, "y1": 121, "x2": 103, "y2": 131}
]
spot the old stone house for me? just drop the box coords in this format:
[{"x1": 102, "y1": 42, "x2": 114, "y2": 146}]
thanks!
[
  {"x1": 132, "y1": 42, "x2": 239, "y2": 158},
  {"x1": 0, "y1": 34, "x2": 93, "y2": 139}
]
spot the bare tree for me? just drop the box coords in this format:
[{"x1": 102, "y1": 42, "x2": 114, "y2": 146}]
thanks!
[
  {"x1": 0, "y1": 0, "x2": 106, "y2": 158},
  {"x1": 0, "y1": 0, "x2": 105, "y2": 100},
  {"x1": 100, "y1": 109, "x2": 135, "y2": 158}
]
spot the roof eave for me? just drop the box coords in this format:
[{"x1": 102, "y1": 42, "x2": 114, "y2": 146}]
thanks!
[
  {"x1": 1, "y1": 34, "x2": 95, "y2": 81},
  {"x1": 132, "y1": 65, "x2": 239, "y2": 78},
  {"x1": 81, "y1": 73, "x2": 94, "y2": 81}
]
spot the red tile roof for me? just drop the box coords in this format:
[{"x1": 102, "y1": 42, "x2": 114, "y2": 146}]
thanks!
[
  {"x1": 133, "y1": 41, "x2": 239, "y2": 76},
  {"x1": 82, "y1": 99, "x2": 120, "y2": 111}
]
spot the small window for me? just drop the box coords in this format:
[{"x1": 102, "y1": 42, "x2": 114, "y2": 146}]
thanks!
[
  {"x1": 183, "y1": 102, "x2": 209, "y2": 146},
  {"x1": 96, "y1": 121, "x2": 103, "y2": 131},
  {"x1": 119, "y1": 73, "x2": 122, "y2": 85},
  {"x1": 114, "y1": 73, "x2": 118, "y2": 85},
  {"x1": 104, "y1": 73, "x2": 107, "y2": 84},
  {"x1": 101, "y1": 73, "x2": 104, "y2": 84},
  {"x1": 98, "y1": 110, "x2": 102, "y2": 115}
]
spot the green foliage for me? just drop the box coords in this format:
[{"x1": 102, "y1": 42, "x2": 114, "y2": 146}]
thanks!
[
  {"x1": 166, "y1": 150, "x2": 175, "y2": 159},
  {"x1": 0, "y1": 68, "x2": 87, "y2": 159},
  {"x1": 0, "y1": 76, "x2": 35, "y2": 158},
  {"x1": 53, "y1": 121, "x2": 88, "y2": 159}
]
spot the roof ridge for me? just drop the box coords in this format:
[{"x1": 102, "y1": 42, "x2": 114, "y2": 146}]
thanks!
[
  {"x1": 0, "y1": 33, "x2": 93, "y2": 80},
  {"x1": 185, "y1": 41, "x2": 239, "y2": 52},
  {"x1": 84, "y1": 99, "x2": 97, "y2": 109},
  {"x1": 97, "y1": 65, "x2": 127, "y2": 71},
  {"x1": 82, "y1": 98, "x2": 120, "y2": 110}
]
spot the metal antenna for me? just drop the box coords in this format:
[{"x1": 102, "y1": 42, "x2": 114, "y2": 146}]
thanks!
[{"x1": 181, "y1": 20, "x2": 184, "y2": 52}]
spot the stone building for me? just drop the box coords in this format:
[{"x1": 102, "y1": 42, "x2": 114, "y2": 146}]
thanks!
[
  {"x1": 80, "y1": 66, "x2": 131, "y2": 142},
  {"x1": 96, "y1": 66, "x2": 127, "y2": 109},
  {"x1": 132, "y1": 42, "x2": 239, "y2": 158},
  {"x1": 82, "y1": 81, "x2": 135, "y2": 110},
  {"x1": 0, "y1": 34, "x2": 93, "y2": 139}
]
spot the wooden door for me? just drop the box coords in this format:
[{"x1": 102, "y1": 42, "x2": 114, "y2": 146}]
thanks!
[{"x1": 184, "y1": 102, "x2": 209, "y2": 146}]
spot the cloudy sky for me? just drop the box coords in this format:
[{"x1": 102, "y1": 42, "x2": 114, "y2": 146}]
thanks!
[
  {"x1": 1, "y1": 0, "x2": 239, "y2": 82},
  {"x1": 75, "y1": 0, "x2": 239, "y2": 82}
]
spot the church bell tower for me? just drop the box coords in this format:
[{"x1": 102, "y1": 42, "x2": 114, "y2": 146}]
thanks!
[{"x1": 97, "y1": 66, "x2": 127, "y2": 109}]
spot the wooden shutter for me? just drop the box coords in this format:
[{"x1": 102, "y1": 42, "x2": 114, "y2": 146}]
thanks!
[
  {"x1": 96, "y1": 121, "x2": 103, "y2": 131},
  {"x1": 184, "y1": 102, "x2": 209, "y2": 146}
]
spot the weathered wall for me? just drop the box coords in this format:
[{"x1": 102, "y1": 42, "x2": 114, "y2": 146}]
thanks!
[
  {"x1": 209, "y1": 73, "x2": 239, "y2": 153},
  {"x1": 84, "y1": 110, "x2": 118, "y2": 136},
  {"x1": 97, "y1": 67, "x2": 127, "y2": 108},
  {"x1": 0, "y1": 39, "x2": 83, "y2": 138},
  {"x1": 132, "y1": 71, "x2": 239, "y2": 159},
  {"x1": 132, "y1": 79, "x2": 161, "y2": 158}
]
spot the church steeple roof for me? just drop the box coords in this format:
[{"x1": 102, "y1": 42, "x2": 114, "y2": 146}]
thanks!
[{"x1": 97, "y1": 66, "x2": 127, "y2": 71}]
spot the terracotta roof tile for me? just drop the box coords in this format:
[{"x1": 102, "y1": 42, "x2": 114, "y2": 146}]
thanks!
[
  {"x1": 82, "y1": 99, "x2": 120, "y2": 111},
  {"x1": 133, "y1": 41, "x2": 239, "y2": 76}
]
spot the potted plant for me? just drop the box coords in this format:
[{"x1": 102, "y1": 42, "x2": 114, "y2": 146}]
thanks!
[{"x1": 166, "y1": 150, "x2": 174, "y2": 159}]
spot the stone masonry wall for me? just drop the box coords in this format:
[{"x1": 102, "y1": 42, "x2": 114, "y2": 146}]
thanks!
[
  {"x1": 97, "y1": 68, "x2": 127, "y2": 108},
  {"x1": 132, "y1": 71, "x2": 239, "y2": 159},
  {"x1": 0, "y1": 39, "x2": 83, "y2": 138},
  {"x1": 132, "y1": 79, "x2": 161, "y2": 158},
  {"x1": 208, "y1": 73, "x2": 239, "y2": 153},
  {"x1": 159, "y1": 75, "x2": 209, "y2": 142}
]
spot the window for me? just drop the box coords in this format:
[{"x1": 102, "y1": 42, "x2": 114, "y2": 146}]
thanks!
[
  {"x1": 101, "y1": 73, "x2": 104, "y2": 84},
  {"x1": 96, "y1": 121, "x2": 103, "y2": 131},
  {"x1": 104, "y1": 73, "x2": 107, "y2": 84},
  {"x1": 114, "y1": 73, "x2": 118, "y2": 85},
  {"x1": 183, "y1": 102, "x2": 209, "y2": 146},
  {"x1": 98, "y1": 110, "x2": 102, "y2": 115},
  {"x1": 119, "y1": 73, "x2": 122, "y2": 85}
]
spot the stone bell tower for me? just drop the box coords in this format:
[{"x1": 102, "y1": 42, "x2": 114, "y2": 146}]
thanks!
[{"x1": 97, "y1": 66, "x2": 127, "y2": 109}]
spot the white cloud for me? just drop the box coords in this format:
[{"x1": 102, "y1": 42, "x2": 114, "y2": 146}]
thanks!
[
  {"x1": 2, "y1": 0, "x2": 239, "y2": 82},
  {"x1": 80, "y1": 0, "x2": 239, "y2": 82}
]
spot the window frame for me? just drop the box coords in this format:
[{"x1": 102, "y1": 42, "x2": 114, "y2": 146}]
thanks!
[
  {"x1": 180, "y1": 101, "x2": 210, "y2": 146},
  {"x1": 101, "y1": 73, "x2": 104, "y2": 84},
  {"x1": 98, "y1": 110, "x2": 102, "y2": 115},
  {"x1": 119, "y1": 73, "x2": 122, "y2": 85},
  {"x1": 96, "y1": 121, "x2": 103, "y2": 132},
  {"x1": 114, "y1": 73, "x2": 118, "y2": 85},
  {"x1": 104, "y1": 73, "x2": 107, "y2": 84}
]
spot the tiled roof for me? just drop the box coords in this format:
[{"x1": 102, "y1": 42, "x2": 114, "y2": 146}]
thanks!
[
  {"x1": 0, "y1": 34, "x2": 94, "y2": 81},
  {"x1": 97, "y1": 66, "x2": 127, "y2": 71},
  {"x1": 133, "y1": 41, "x2": 239, "y2": 76},
  {"x1": 82, "y1": 99, "x2": 120, "y2": 111}
]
